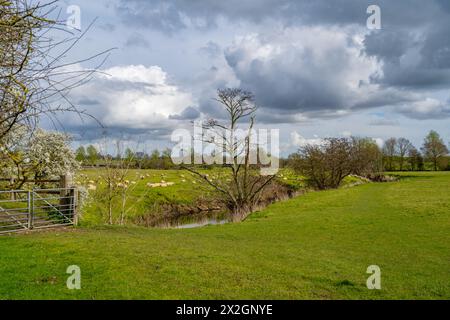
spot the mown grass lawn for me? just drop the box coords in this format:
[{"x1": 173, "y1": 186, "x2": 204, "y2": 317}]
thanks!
[{"x1": 0, "y1": 172, "x2": 449, "y2": 299}]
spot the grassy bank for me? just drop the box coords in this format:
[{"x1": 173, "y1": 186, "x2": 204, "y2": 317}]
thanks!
[
  {"x1": 0, "y1": 172, "x2": 449, "y2": 299},
  {"x1": 76, "y1": 168, "x2": 303, "y2": 225},
  {"x1": 77, "y1": 168, "x2": 363, "y2": 226}
]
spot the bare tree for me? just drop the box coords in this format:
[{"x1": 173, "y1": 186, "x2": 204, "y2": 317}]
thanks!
[
  {"x1": 183, "y1": 88, "x2": 276, "y2": 221},
  {"x1": 91, "y1": 137, "x2": 148, "y2": 225},
  {"x1": 95, "y1": 138, "x2": 134, "y2": 225},
  {"x1": 397, "y1": 138, "x2": 413, "y2": 171}
]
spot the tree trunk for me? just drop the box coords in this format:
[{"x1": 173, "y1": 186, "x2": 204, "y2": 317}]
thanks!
[
  {"x1": 109, "y1": 201, "x2": 113, "y2": 225},
  {"x1": 231, "y1": 204, "x2": 253, "y2": 222}
]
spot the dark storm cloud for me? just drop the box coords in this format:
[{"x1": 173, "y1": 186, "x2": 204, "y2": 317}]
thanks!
[
  {"x1": 77, "y1": 97, "x2": 101, "y2": 106},
  {"x1": 363, "y1": 20, "x2": 450, "y2": 90},
  {"x1": 198, "y1": 41, "x2": 221, "y2": 58},
  {"x1": 125, "y1": 33, "x2": 151, "y2": 48},
  {"x1": 369, "y1": 119, "x2": 399, "y2": 126},
  {"x1": 98, "y1": 23, "x2": 116, "y2": 32},
  {"x1": 53, "y1": 115, "x2": 179, "y2": 142},
  {"x1": 435, "y1": 0, "x2": 450, "y2": 13},
  {"x1": 116, "y1": 0, "x2": 443, "y2": 30},
  {"x1": 169, "y1": 106, "x2": 200, "y2": 120},
  {"x1": 115, "y1": 0, "x2": 450, "y2": 121},
  {"x1": 220, "y1": 28, "x2": 382, "y2": 119},
  {"x1": 116, "y1": 0, "x2": 192, "y2": 33},
  {"x1": 69, "y1": 125, "x2": 175, "y2": 142},
  {"x1": 363, "y1": 30, "x2": 413, "y2": 62}
]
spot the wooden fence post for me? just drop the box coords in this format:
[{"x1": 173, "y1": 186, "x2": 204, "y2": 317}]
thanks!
[
  {"x1": 27, "y1": 191, "x2": 33, "y2": 230},
  {"x1": 60, "y1": 173, "x2": 74, "y2": 223},
  {"x1": 60, "y1": 173, "x2": 73, "y2": 190},
  {"x1": 72, "y1": 188, "x2": 79, "y2": 226},
  {"x1": 10, "y1": 177, "x2": 15, "y2": 200}
]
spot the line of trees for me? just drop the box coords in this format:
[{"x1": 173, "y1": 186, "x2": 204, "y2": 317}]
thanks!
[
  {"x1": 75, "y1": 145, "x2": 175, "y2": 169},
  {"x1": 288, "y1": 130, "x2": 449, "y2": 190},
  {"x1": 382, "y1": 131, "x2": 449, "y2": 172},
  {"x1": 76, "y1": 129, "x2": 449, "y2": 174}
]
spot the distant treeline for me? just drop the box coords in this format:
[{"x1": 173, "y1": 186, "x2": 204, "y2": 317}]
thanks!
[
  {"x1": 75, "y1": 146, "x2": 176, "y2": 170},
  {"x1": 287, "y1": 130, "x2": 449, "y2": 173},
  {"x1": 380, "y1": 130, "x2": 449, "y2": 172},
  {"x1": 75, "y1": 130, "x2": 449, "y2": 172}
]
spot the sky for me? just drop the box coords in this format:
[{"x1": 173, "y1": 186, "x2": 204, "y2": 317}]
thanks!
[{"x1": 45, "y1": 0, "x2": 450, "y2": 155}]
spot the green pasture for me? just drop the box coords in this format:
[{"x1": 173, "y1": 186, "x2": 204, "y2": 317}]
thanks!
[{"x1": 0, "y1": 171, "x2": 449, "y2": 299}]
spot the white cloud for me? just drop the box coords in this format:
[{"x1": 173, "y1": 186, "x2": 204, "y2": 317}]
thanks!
[
  {"x1": 290, "y1": 131, "x2": 384, "y2": 150},
  {"x1": 70, "y1": 65, "x2": 195, "y2": 130},
  {"x1": 398, "y1": 98, "x2": 450, "y2": 119},
  {"x1": 102, "y1": 65, "x2": 167, "y2": 85},
  {"x1": 341, "y1": 131, "x2": 352, "y2": 137},
  {"x1": 373, "y1": 138, "x2": 384, "y2": 149},
  {"x1": 290, "y1": 131, "x2": 324, "y2": 147}
]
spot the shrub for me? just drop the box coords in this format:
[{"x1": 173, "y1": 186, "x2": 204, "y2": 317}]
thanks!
[{"x1": 290, "y1": 137, "x2": 382, "y2": 190}]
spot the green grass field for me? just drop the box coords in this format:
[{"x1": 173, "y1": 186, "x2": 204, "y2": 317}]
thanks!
[
  {"x1": 0, "y1": 171, "x2": 449, "y2": 299},
  {"x1": 78, "y1": 169, "x2": 215, "y2": 225}
]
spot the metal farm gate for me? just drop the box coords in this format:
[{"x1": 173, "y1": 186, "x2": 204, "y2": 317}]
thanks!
[{"x1": 0, "y1": 188, "x2": 78, "y2": 234}]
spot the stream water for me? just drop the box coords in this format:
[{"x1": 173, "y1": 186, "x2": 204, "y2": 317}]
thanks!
[
  {"x1": 151, "y1": 211, "x2": 230, "y2": 229},
  {"x1": 174, "y1": 218, "x2": 229, "y2": 229}
]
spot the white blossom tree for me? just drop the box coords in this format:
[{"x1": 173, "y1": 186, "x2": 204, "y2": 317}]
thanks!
[{"x1": 0, "y1": 126, "x2": 79, "y2": 189}]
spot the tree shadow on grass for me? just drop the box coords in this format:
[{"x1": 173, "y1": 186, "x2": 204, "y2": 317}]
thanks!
[{"x1": 393, "y1": 174, "x2": 435, "y2": 180}]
